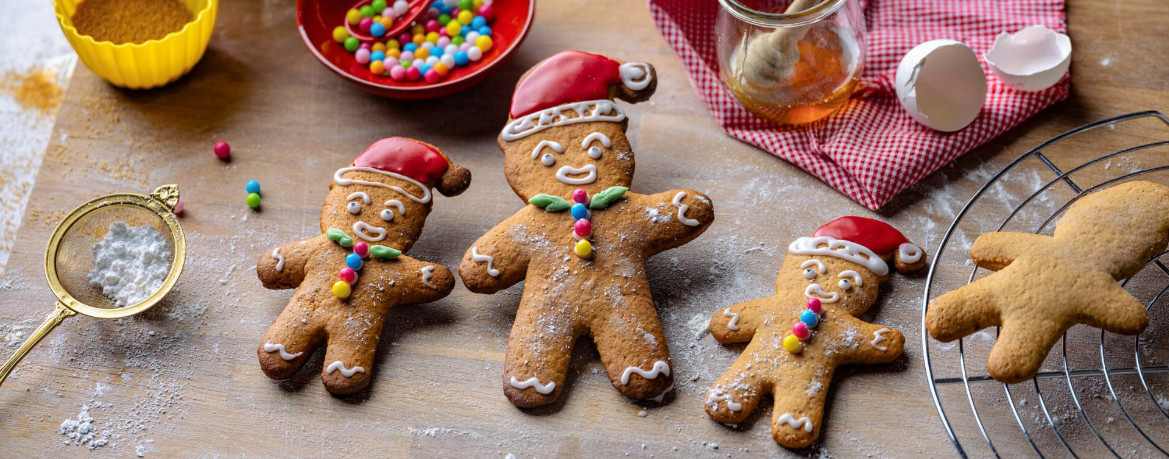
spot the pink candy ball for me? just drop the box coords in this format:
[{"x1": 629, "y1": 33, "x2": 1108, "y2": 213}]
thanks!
[
  {"x1": 425, "y1": 19, "x2": 440, "y2": 32},
  {"x1": 398, "y1": 33, "x2": 412, "y2": 43},
  {"x1": 385, "y1": 57, "x2": 399, "y2": 67},
  {"x1": 572, "y1": 188, "x2": 588, "y2": 204},
  {"x1": 574, "y1": 219, "x2": 591, "y2": 237},
  {"x1": 359, "y1": 17, "x2": 373, "y2": 34},
  {"x1": 213, "y1": 141, "x2": 230, "y2": 160},
  {"x1": 389, "y1": 65, "x2": 406, "y2": 80},
  {"x1": 806, "y1": 298, "x2": 822, "y2": 314},
  {"x1": 792, "y1": 322, "x2": 810, "y2": 340},
  {"x1": 353, "y1": 241, "x2": 369, "y2": 257},
  {"x1": 478, "y1": 5, "x2": 495, "y2": 21},
  {"x1": 401, "y1": 50, "x2": 414, "y2": 61},
  {"x1": 173, "y1": 198, "x2": 185, "y2": 215},
  {"x1": 406, "y1": 66, "x2": 421, "y2": 80},
  {"x1": 355, "y1": 48, "x2": 371, "y2": 64},
  {"x1": 359, "y1": 42, "x2": 371, "y2": 50},
  {"x1": 459, "y1": 42, "x2": 472, "y2": 52},
  {"x1": 424, "y1": 69, "x2": 440, "y2": 83},
  {"x1": 339, "y1": 267, "x2": 357, "y2": 284},
  {"x1": 437, "y1": 36, "x2": 451, "y2": 47},
  {"x1": 438, "y1": 28, "x2": 449, "y2": 37}
]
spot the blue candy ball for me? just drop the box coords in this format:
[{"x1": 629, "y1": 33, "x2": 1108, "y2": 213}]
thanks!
[
  {"x1": 430, "y1": 46, "x2": 444, "y2": 57},
  {"x1": 454, "y1": 51, "x2": 469, "y2": 66},
  {"x1": 346, "y1": 253, "x2": 364, "y2": 270},
  {"x1": 417, "y1": 64, "x2": 432, "y2": 75},
  {"x1": 800, "y1": 309, "x2": 819, "y2": 328},
  {"x1": 570, "y1": 203, "x2": 589, "y2": 220},
  {"x1": 478, "y1": 26, "x2": 491, "y2": 37},
  {"x1": 245, "y1": 180, "x2": 260, "y2": 194},
  {"x1": 471, "y1": 16, "x2": 486, "y2": 29},
  {"x1": 404, "y1": 42, "x2": 419, "y2": 52},
  {"x1": 370, "y1": 22, "x2": 386, "y2": 37},
  {"x1": 371, "y1": 50, "x2": 386, "y2": 62}
]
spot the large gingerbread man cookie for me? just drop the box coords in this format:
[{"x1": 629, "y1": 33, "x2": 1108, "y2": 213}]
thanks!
[
  {"x1": 256, "y1": 138, "x2": 471, "y2": 395},
  {"x1": 459, "y1": 51, "x2": 715, "y2": 408},
  {"x1": 927, "y1": 181, "x2": 1169, "y2": 383},
  {"x1": 706, "y1": 217, "x2": 925, "y2": 448}
]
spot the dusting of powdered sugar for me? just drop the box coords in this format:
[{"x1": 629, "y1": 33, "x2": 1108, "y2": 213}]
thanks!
[
  {"x1": 60, "y1": 404, "x2": 111, "y2": 449},
  {"x1": 87, "y1": 222, "x2": 171, "y2": 307}
]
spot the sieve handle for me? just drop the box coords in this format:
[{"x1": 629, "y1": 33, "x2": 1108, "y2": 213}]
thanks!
[{"x1": 0, "y1": 301, "x2": 76, "y2": 387}]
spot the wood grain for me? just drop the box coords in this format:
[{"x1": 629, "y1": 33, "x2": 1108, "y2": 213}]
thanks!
[{"x1": 2, "y1": 0, "x2": 1168, "y2": 456}]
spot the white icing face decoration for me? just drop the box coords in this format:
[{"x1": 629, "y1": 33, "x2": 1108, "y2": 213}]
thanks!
[
  {"x1": 556, "y1": 164, "x2": 597, "y2": 185},
  {"x1": 582, "y1": 132, "x2": 611, "y2": 160},
  {"x1": 346, "y1": 192, "x2": 371, "y2": 215},
  {"x1": 838, "y1": 270, "x2": 862, "y2": 292},
  {"x1": 532, "y1": 140, "x2": 564, "y2": 167},
  {"x1": 800, "y1": 259, "x2": 826, "y2": 280}
]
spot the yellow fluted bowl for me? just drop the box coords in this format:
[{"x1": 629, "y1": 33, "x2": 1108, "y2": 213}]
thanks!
[{"x1": 53, "y1": 0, "x2": 217, "y2": 89}]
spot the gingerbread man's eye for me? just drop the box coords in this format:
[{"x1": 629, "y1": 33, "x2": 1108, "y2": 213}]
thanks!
[
  {"x1": 347, "y1": 202, "x2": 362, "y2": 214},
  {"x1": 541, "y1": 153, "x2": 555, "y2": 166},
  {"x1": 380, "y1": 209, "x2": 394, "y2": 221},
  {"x1": 803, "y1": 268, "x2": 817, "y2": 279},
  {"x1": 588, "y1": 146, "x2": 602, "y2": 159},
  {"x1": 838, "y1": 279, "x2": 853, "y2": 291}
]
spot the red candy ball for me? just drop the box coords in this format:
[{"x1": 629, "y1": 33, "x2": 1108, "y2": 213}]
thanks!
[
  {"x1": 426, "y1": 19, "x2": 440, "y2": 32},
  {"x1": 478, "y1": 5, "x2": 495, "y2": 21},
  {"x1": 339, "y1": 267, "x2": 357, "y2": 284},
  {"x1": 213, "y1": 141, "x2": 230, "y2": 160},
  {"x1": 792, "y1": 322, "x2": 810, "y2": 340},
  {"x1": 354, "y1": 241, "x2": 369, "y2": 258},
  {"x1": 574, "y1": 218, "x2": 591, "y2": 237},
  {"x1": 406, "y1": 66, "x2": 421, "y2": 81},
  {"x1": 424, "y1": 69, "x2": 440, "y2": 83},
  {"x1": 572, "y1": 188, "x2": 588, "y2": 204},
  {"x1": 359, "y1": 17, "x2": 374, "y2": 34},
  {"x1": 806, "y1": 297, "x2": 822, "y2": 314}
]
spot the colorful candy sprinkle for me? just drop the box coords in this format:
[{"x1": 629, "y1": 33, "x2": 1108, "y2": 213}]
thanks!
[
  {"x1": 346, "y1": 253, "x2": 364, "y2": 270},
  {"x1": 354, "y1": 241, "x2": 369, "y2": 258},
  {"x1": 246, "y1": 193, "x2": 261, "y2": 209},
  {"x1": 572, "y1": 188, "x2": 588, "y2": 204},
  {"x1": 214, "y1": 141, "x2": 230, "y2": 160},
  {"x1": 333, "y1": 281, "x2": 352, "y2": 299},
  {"x1": 339, "y1": 267, "x2": 357, "y2": 284},
  {"x1": 783, "y1": 334, "x2": 802, "y2": 353},
  {"x1": 807, "y1": 298, "x2": 822, "y2": 314},
  {"x1": 800, "y1": 309, "x2": 819, "y2": 328},
  {"x1": 173, "y1": 198, "x2": 185, "y2": 215},
  {"x1": 792, "y1": 321, "x2": 810, "y2": 340},
  {"x1": 570, "y1": 203, "x2": 589, "y2": 220},
  {"x1": 335, "y1": 0, "x2": 498, "y2": 83},
  {"x1": 245, "y1": 180, "x2": 261, "y2": 194},
  {"x1": 573, "y1": 219, "x2": 591, "y2": 239},
  {"x1": 575, "y1": 239, "x2": 593, "y2": 258}
]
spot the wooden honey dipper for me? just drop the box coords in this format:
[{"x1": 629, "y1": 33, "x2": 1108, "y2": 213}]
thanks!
[{"x1": 739, "y1": 0, "x2": 821, "y2": 87}]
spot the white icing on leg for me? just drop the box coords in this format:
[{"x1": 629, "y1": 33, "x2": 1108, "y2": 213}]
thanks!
[
  {"x1": 509, "y1": 376, "x2": 556, "y2": 394},
  {"x1": 262, "y1": 342, "x2": 302, "y2": 361},
  {"x1": 620, "y1": 361, "x2": 670, "y2": 385},
  {"x1": 871, "y1": 327, "x2": 891, "y2": 351},
  {"x1": 471, "y1": 247, "x2": 500, "y2": 277},
  {"x1": 271, "y1": 248, "x2": 285, "y2": 272},
  {"x1": 722, "y1": 307, "x2": 740, "y2": 331},
  {"x1": 326, "y1": 361, "x2": 365, "y2": 378},
  {"x1": 671, "y1": 192, "x2": 700, "y2": 226},
  {"x1": 708, "y1": 391, "x2": 743, "y2": 412},
  {"x1": 777, "y1": 413, "x2": 814, "y2": 432},
  {"x1": 420, "y1": 265, "x2": 437, "y2": 288},
  {"x1": 804, "y1": 284, "x2": 840, "y2": 303}
]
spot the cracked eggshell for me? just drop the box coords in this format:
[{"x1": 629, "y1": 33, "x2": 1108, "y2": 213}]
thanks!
[
  {"x1": 895, "y1": 39, "x2": 987, "y2": 132},
  {"x1": 984, "y1": 25, "x2": 1071, "y2": 92}
]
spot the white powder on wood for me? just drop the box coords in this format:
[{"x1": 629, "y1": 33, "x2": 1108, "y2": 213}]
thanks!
[
  {"x1": 60, "y1": 404, "x2": 110, "y2": 449},
  {"x1": 87, "y1": 222, "x2": 170, "y2": 307}
]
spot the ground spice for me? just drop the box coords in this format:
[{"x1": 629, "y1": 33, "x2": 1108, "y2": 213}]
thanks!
[
  {"x1": 0, "y1": 68, "x2": 63, "y2": 114},
  {"x1": 71, "y1": 0, "x2": 194, "y2": 45}
]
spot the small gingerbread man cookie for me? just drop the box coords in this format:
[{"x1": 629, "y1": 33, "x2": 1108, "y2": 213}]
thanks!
[
  {"x1": 256, "y1": 138, "x2": 471, "y2": 395},
  {"x1": 459, "y1": 51, "x2": 714, "y2": 408},
  {"x1": 927, "y1": 181, "x2": 1169, "y2": 383},
  {"x1": 706, "y1": 217, "x2": 925, "y2": 448}
]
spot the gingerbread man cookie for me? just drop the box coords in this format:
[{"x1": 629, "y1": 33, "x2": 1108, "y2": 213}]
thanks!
[
  {"x1": 256, "y1": 138, "x2": 471, "y2": 395},
  {"x1": 927, "y1": 181, "x2": 1169, "y2": 383},
  {"x1": 459, "y1": 51, "x2": 714, "y2": 408},
  {"x1": 706, "y1": 217, "x2": 925, "y2": 448}
]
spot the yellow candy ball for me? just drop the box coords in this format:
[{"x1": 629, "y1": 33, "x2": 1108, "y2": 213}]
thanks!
[
  {"x1": 415, "y1": 47, "x2": 430, "y2": 59},
  {"x1": 783, "y1": 334, "x2": 802, "y2": 353},
  {"x1": 387, "y1": 48, "x2": 400, "y2": 58},
  {"x1": 457, "y1": 10, "x2": 473, "y2": 25},
  {"x1": 332, "y1": 26, "x2": 349, "y2": 43},
  {"x1": 446, "y1": 21, "x2": 462, "y2": 36},
  {"x1": 372, "y1": 42, "x2": 386, "y2": 52},
  {"x1": 575, "y1": 239, "x2": 593, "y2": 258},
  {"x1": 412, "y1": 24, "x2": 425, "y2": 35},
  {"x1": 473, "y1": 0, "x2": 484, "y2": 8},
  {"x1": 476, "y1": 35, "x2": 493, "y2": 52},
  {"x1": 370, "y1": 60, "x2": 386, "y2": 75},
  {"x1": 412, "y1": 33, "x2": 425, "y2": 45},
  {"x1": 388, "y1": 39, "x2": 400, "y2": 49},
  {"x1": 332, "y1": 281, "x2": 351, "y2": 299},
  {"x1": 346, "y1": 9, "x2": 362, "y2": 25},
  {"x1": 426, "y1": 31, "x2": 439, "y2": 44},
  {"x1": 434, "y1": 62, "x2": 449, "y2": 76}
]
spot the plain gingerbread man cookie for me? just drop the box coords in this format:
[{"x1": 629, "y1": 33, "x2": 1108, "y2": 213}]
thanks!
[
  {"x1": 459, "y1": 51, "x2": 715, "y2": 408},
  {"x1": 256, "y1": 138, "x2": 470, "y2": 395},
  {"x1": 927, "y1": 180, "x2": 1169, "y2": 383},
  {"x1": 706, "y1": 217, "x2": 925, "y2": 448}
]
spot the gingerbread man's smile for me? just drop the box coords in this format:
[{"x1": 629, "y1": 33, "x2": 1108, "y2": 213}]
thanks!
[{"x1": 555, "y1": 164, "x2": 597, "y2": 185}]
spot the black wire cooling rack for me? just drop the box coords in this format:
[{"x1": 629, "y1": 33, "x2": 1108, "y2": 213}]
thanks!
[{"x1": 921, "y1": 111, "x2": 1169, "y2": 458}]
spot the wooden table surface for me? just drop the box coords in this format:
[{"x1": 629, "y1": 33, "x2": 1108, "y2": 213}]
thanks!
[{"x1": 3, "y1": 0, "x2": 1169, "y2": 457}]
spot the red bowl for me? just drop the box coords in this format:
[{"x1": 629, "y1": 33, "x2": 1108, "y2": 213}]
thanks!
[{"x1": 297, "y1": 0, "x2": 534, "y2": 99}]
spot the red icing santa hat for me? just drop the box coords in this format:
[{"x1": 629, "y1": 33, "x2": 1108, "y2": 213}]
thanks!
[
  {"x1": 501, "y1": 50, "x2": 656, "y2": 142},
  {"x1": 334, "y1": 137, "x2": 471, "y2": 202},
  {"x1": 788, "y1": 217, "x2": 925, "y2": 276}
]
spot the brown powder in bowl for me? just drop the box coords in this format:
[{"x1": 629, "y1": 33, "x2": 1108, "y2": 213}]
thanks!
[{"x1": 71, "y1": 0, "x2": 194, "y2": 45}]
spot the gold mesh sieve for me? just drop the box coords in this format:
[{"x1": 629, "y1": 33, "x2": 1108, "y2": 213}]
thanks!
[{"x1": 0, "y1": 185, "x2": 186, "y2": 387}]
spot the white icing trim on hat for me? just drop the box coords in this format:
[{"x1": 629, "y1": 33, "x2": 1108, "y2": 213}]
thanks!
[
  {"x1": 334, "y1": 166, "x2": 432, "y2": 204},
  {"x1": 502, "y1": 100, "x2": 626, "y2": 141},
  {"x1": 788, "y1": 236, "x2": 889, "y2": 277},
  {"x1": 619, "y1": 62, "x2": 652, "y2": 91},
  {"x1": 898, "y1": 243, "x2": 923, "y2": 264}
]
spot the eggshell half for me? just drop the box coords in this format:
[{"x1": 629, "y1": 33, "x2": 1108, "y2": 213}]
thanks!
[
  {"x1": 984, "y1": 25, "x2": 1072, "y2": 92},
  {"x1": 895, "y1": 40, "x2": 988, "y2": 132}
]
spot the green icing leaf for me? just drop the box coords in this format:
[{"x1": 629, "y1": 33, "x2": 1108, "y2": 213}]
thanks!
[
  {"x1": 529, "y1": 194, "x2": 570, "y2": 212},
  {"x1": 589, "y1": 186, "x2": 628, "y2": 209},
  {"x1": 370, "y1": 245, "x2": 401, "y2": 259},
  {"x1": 326, "y1": 228, "x2": 345, "y2": 241},
  {"x1": 338, "y1": 236, "x2": 354, "y2": 248}
]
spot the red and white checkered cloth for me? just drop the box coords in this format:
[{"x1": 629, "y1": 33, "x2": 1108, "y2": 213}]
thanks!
[{"x1": 648, "y1": 0, "x2": 1069, "y2": 210}]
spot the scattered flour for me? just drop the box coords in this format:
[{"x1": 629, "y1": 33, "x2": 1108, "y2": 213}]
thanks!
[
  {"x1": 60, "y1": 404, "x2": 111, "y2": 450},
  {"x1": 87, "y1": 222, "x2": 171, "y2": 307}
]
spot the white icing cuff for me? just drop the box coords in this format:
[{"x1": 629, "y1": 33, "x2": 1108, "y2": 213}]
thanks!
[{"x1": 620, "y1": 361, "x2": 670, "y2": 385}]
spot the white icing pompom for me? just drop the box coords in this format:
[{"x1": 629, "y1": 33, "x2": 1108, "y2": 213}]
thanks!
[{"x1": 86, "y1": 222, "x2": 171, "y2": 307}]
